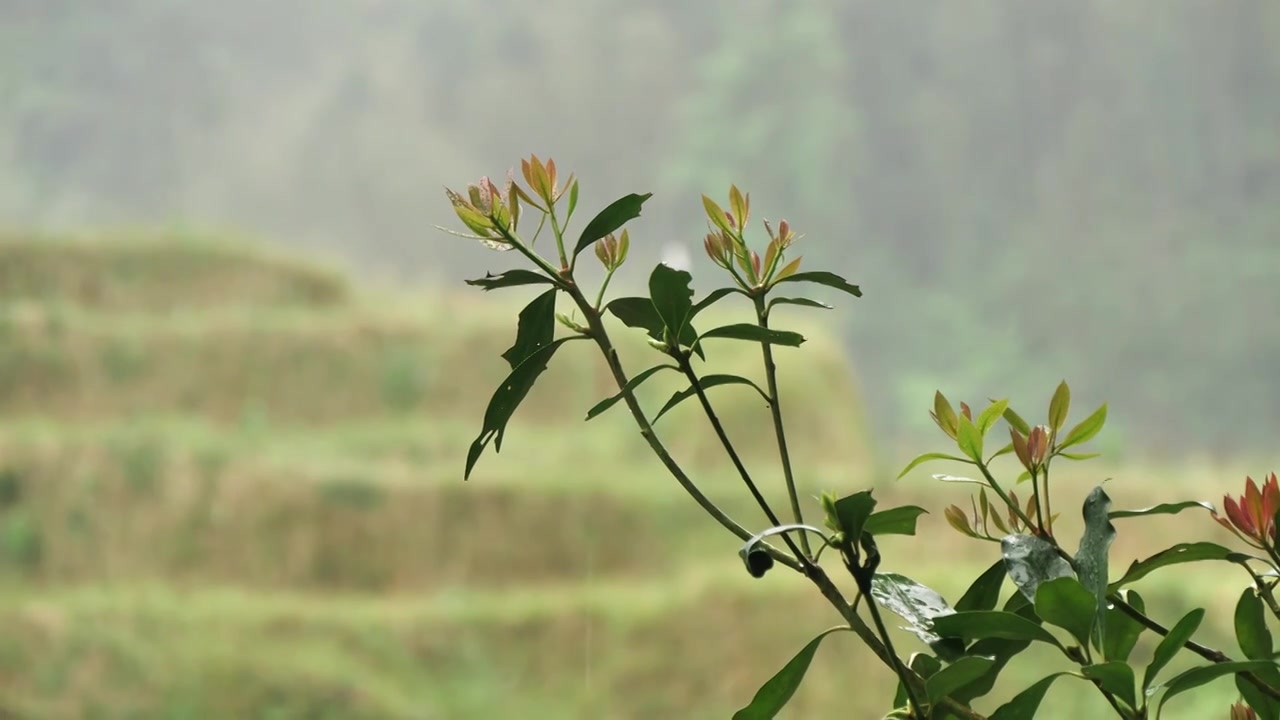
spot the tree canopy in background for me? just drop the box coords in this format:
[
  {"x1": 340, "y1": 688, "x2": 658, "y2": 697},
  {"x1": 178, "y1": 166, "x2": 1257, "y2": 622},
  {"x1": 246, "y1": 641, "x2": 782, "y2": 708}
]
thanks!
[{"x1": 1, "y1": 0, "x2": 1277, "y2": 454}]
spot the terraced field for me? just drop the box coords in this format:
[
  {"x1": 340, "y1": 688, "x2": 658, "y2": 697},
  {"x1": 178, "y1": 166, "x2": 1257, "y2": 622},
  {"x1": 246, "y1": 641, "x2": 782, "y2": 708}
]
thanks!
[{"x1": 0, "y1": 235, "x2": 1260, "y2": 718}]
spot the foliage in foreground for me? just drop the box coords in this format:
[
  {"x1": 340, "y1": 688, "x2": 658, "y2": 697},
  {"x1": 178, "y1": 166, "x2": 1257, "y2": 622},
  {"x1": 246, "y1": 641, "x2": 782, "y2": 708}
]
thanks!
[{"x1": 444, "y1": 156, "x2": 1280, "y2": 719}]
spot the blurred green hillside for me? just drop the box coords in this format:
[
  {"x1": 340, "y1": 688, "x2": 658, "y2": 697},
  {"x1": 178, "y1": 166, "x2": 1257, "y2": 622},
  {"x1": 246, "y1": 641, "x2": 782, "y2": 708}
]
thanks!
[
  {"x1": 0, "y1": 235, "x2": 1266, "y2": 718},
  {"x1": 4, "y1": 1, "x2": 1279, "y2": 454}
]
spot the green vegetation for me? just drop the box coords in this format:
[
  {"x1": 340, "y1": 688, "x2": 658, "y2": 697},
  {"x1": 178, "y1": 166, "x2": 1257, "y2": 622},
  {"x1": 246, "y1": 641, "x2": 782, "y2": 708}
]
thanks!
[
  {"x1": 439, "y1": 163, "x2": 1280, "y2": 719},
  {"x1": 0, "y1": 234, "x2": 1266, "y2": 717}
]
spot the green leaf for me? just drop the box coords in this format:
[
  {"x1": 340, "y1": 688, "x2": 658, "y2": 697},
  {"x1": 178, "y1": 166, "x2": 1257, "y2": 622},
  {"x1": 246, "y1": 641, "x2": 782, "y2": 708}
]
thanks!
[
  {"x1": 977, "y1": 399, "x2": 1010, "y2": 437},
  {"x1": 956, "y1": 415, "x2": 983, "y2": 462},
  {"x1": 833, "y1": 491, "x2": 877, "y2": 543},
  {"x1": 989, "y1": 672, "x2": 1075, "y2": 720},
  {"x1": 501, "y1": 289, "x2": 558, "y2": 369},
  {"x1": 465, "y1": 269, "x2": 556, "y2": 291},
  {"x1": 894, "y1": 653, "x2": 942, "y2": 709},
  {"x1": 652, "y1": 374, "x2": 770, "y2": 424},
  {"x1": 1081, "y1": 661, "x2": 1137, "y2": 711},
  {"x1": 896, "y1": 452, "x2": 973, "y2": 479},
  {"x1": 769, "y1": 270, "x2": 862, "y2": 298},
  {"x1": 1048, "y1": 380, "x2": 1070, "y2": 432},
  {"x1": 1155, "y1": 661, "x2": 1278, "y2": 719},
  {"x1": 956, "y1": 560, "x2": 1007, "y2": 612},
  {"x1": 697, "y1": 323, "x2": 806, "y2": 347},
  {"x1": 1059, "y1": 451, "x2": 1102, "y2": 461},
  {"x1": 649, "y1": 263, "x2": 695, "y2": 342},
  {"x1": 1143, "y1": 608, "x2": 1205, "y2": 693},
  {"x1": 863, "y1": 506, "x2": 929, "y2": 537},
  {"x1": 1236, "y1": 587, "x2": 1274, "y2": 660},
  {"x1": 465, "y1": 337, "x2": 580, "y2": 479},
  {"x1": 925, "y1": 656, "x2": 996, "y2": 702},
  {"x1": 574, "y1": 192, "x2": 652, "y2": 257},
  {"x1": 998, "y1": 402, "x2": 1032, "y2": 436},
  {"x1": 948, "y1": 594, "x2": 1044, "y2": 705},
  {"x1": 986, "y1": 441, "x2": 1015, "y2": 463},
  {"x1": 1060, "y1": 403, "x2": 1108, "y2": 450},
  {"x1": 1076, "y1": 486, "x2": 1116, "y2": 650},
  {"x1": 731, "y1": 626, "x2": 850, "y2": 719},
  {"x1": 1035, "y1": 576, "x2": 1097, "y2": 651},
  {"x1": 869, "y1": 573, "x2": 965, "y2": 661},
  {"x1": 930, "y1": 610, "x2": 1064, "y2": 650},
  {"x1": 1109, "y1": 542, "x2": 1237, "y2": 591},
  {"x1": 766, "y1": 296, "x2": 832, "y2": 312},
  {"x1": 1002, "y1": 533, "x2": 1074, "y2": 603},
  {"x1": 1108, "y1": 501, "x2": 1216, "y2": 519},
  {"x1": 605, "y1": 297, "x2": 665, "y2": 342},
  {"x1": 584, "y1": 364, "x2": 677, "y2": 421},
  {"x1": 566, "y1": 178, "x2": 580, "y2": 219},
  {"x1": 691, "y1": 287, "x2": 743, "y2": 317},
  {"x1": 1237, "y1": 665, "x2": 1280, "y2": 720},
  {"x1": 1103, "y1": 589, "x2": 1147, "y2": 662}
]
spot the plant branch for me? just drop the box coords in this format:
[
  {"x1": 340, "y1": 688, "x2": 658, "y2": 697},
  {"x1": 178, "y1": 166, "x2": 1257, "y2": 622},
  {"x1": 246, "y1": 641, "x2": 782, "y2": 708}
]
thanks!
[
  {"x1": 561, "y1": 284, "x2": 804, "y2": 573},
  {"x1": 753, "y1": 296, "x2": 810, "y2": 558},
  {"x1": 861, "y1": 582, "x2": 924, "y2": 716},
  {"x1": 1109, "y1": 594, "x2": 1280, "y2": 701},
  {"x1": 674, "y1": 351, "x2": 802, "y2": 558},
  {"x1": 1042, "y1": 463, "x2": 1055, "y2": 536},
  {"x1": 975, "y1": 461, "x2": 1039, "y2": 532}
]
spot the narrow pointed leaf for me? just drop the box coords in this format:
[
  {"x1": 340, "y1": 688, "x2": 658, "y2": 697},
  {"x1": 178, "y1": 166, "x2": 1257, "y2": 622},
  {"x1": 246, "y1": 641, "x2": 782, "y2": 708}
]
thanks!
[
  {"x1": 1060, "y1": 403, "x2": 1107, "y2": 450},
  {"x1": 574, "y1": 192, "x2": 652, "y2": 257},
  {"x1": 652, "y1": 374, "x2": 770, "y2": 423},
  {"x1": 1076, "y1": 486, "x2": 1116, "y2": 650},
  {"x1": 1143, "y1": 608, "x2": 1205, "y2": 693},
  {"x1": 989, "y1": 672, "x2": 1075, "y2": 720},
  {"x1": 926, "y1": 656, "x2": 995, "y2": 702},
  {"x1": 1035, "y1": 576, "x2": 1097, "y2": 651},
  {"x1": 1048, "y1": 380, "x2": 1071, "y2": 432},
  {"x1": 956, "y1": 560, "x2": 1008, "y2": 612},
  {"x1": 766, "y1": 296, "x2": 832, "y2": 312},
  {"x1": 697, "y1": 323, "x2": 806, "y2": 347},
  {"x1": 956, "y1": 414, "x2": 983, "y2": 461},
  {"x1": 465, "y1": 337, "x2": 579, "y2": 479},
  {"x1": 465, "y1": 269, "x2": 556, "y2": 291},
  {"x1": 896, "y1": 452, "x2": 972, "y2": 479},
  {"x1": 1155, "y1": 661, "x2": 1278, "y2": 718},
  {"x1": 1110, "y1": 542, "x2": 1237, "y2": 591},
  {"x1": 1235, "y1": 587, "x2": 1273, "y2": 660},
  {"x1": 930, "y1": 610, "x2": 1064, "y2": 649},
  {"x1": 770, "y1": 270, "x2": 862, "y2": 298},
  {"x1": 934, "y1": 391, "x2": 959, "y2": 438},
  {"x1": 691, "y1": 287, "x2": 743, "y2": 316},
  {"x1": 1081, "y1": 662, "x2": 1137, "y2": 710},
  {"x1": 1059, "y1": 451, "x2": 1102, "y2": 461},
  {"x1": 501, "y1": 289, "x2": 558, "y2": 369},
  {"x1": 998, "y1": 403, "x2": 1032, "y2": 436},
  {"x1": 1108, "y1": 501, "x2": 1215, "y2": 519},
  {"x1": 1237, "y1": 666, "x2": 1280, "y2": 720},
  {"x1": 1104, "y1": 589, "x2": 1147, "y2": 662},
  {"x1": 978, "y1": 399, "x2": 1010, "y2": 436},
  {"x1": 1002, "y1": 533, "x2": 1073, "y2": 603},
  {"x1": 584, "y1": 364, "x2": 677, "y2": 420},
  {"x1": 731, "y1": 627, "x2": 850, "y2": 719},
  {"x1": 566, "y1": 178, "x2": 580, "y2": 219}
]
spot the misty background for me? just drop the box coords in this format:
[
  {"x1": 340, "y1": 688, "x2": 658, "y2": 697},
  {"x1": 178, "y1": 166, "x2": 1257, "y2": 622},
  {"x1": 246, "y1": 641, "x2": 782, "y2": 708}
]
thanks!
[{"x1": 4, "y1": 0, "x2": 1278, "y2": 456}]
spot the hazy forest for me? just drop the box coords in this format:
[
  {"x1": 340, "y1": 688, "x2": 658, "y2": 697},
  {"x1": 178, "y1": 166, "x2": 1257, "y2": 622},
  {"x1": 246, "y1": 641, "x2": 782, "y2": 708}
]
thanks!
[{"x1": 0, "y1": 1, "x2": 1277, "y2": 718}]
